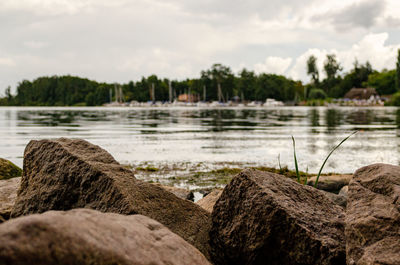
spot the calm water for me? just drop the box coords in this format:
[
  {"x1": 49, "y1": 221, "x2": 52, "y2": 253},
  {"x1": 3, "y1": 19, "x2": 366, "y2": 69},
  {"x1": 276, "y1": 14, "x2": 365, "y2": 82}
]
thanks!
[{"x1": 1, "y1": 106, "x2": 399, "y2": 175}]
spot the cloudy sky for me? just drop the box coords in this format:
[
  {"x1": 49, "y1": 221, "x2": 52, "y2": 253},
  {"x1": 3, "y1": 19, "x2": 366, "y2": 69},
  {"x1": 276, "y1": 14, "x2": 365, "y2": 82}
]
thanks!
[{"x1": 1, "y1": 0, "x2": 400, "y2": 94}]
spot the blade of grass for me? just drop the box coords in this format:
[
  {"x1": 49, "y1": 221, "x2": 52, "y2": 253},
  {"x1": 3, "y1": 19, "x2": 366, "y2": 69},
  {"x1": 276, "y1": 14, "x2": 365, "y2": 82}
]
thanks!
[
  {"x1": 314, "y1": 131, "x2": 357, "y2": 188},
  {"x1": 278, "y1": 154, "x2": 282, "y2": 171},
  {"x1": 304, "y1": 166, "x2": 309, "y2": 185},
  {"x1": 291, "y1": 136, "x2": 300, "y2": 183}
]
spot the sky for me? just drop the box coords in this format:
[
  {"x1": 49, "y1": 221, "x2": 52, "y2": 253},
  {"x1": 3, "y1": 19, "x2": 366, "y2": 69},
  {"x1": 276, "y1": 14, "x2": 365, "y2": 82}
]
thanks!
[{"x1": 1, "y1": 0, "x2": 400, "y2": 94}]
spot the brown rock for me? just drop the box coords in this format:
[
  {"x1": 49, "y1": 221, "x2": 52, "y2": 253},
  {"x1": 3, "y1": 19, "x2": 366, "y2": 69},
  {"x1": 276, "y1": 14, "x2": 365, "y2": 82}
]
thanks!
[
  {"x1": 210, "y1": 169, "x2": 346, "y2": 265},
  {"x1": 153, "y1": 183, "x2": 194, "y2": 201},
  {"x1": 346, "y1": 163, "x2": 400, "y2": 265},
  {"x1": 196, "y1": 189, "x2": 223, "y2": 213},
  {"x1": 0, "y1": 177, "x2": 20, "y2": 221},
  {"x1": 0, "y1": 158, "x2": 22, "y2": 180},
  {"x1": 11, "y1": 138, "x2": 210, "y2": 258},
  {"x1": 0, "y1": 209, "x2": 211, "y2": 265},
  {"x1": 307, "y1": 174, "x2": 352, "y2": 192}
]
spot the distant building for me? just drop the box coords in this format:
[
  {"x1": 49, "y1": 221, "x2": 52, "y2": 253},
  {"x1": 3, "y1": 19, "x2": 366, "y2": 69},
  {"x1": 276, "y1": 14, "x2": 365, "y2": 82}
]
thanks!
[
  {"x1": 178, "y1": 94, "x2": 199, "y2": 102},
  {"x1": 344, "y1": 87, "x2": 378, "y2": 100}
]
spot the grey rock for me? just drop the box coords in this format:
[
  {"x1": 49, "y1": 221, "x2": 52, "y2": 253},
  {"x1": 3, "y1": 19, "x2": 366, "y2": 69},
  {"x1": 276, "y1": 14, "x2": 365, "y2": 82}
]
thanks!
[{"x1": 322, "y1": 190, "x2": 347, "y2": 208}]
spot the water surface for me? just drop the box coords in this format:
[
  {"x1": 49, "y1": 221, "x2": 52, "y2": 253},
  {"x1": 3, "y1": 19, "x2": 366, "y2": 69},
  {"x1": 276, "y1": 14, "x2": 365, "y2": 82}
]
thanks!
[{"x1": 1, "y1": 106, "x2": 399, "y2": 177}]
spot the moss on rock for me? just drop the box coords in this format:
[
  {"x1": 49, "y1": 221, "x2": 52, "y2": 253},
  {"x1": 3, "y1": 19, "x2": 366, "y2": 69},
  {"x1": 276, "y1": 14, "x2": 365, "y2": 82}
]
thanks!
[{"x1": 0, "y1": 158, "x2": 22, "y2": 180}]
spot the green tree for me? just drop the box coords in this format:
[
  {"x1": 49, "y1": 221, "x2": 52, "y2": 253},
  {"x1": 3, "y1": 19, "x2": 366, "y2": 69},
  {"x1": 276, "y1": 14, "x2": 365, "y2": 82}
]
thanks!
[
  {"x1": 201, "y1": 64, "x2": 235, "y2": 101},
  {"x1": 396, "y1": 49, "x2": 400, "y2": 91},
  {"x1": 322, "y1": 54, "x2": 342, "y2": 96},
  {"x1": 237, "y1": 69, "x2": 256, "y2": 101},
  {"x1": 307, "y1": 55, "x2": 319, "y2": 85},
  {"x1": 367, "y1": 70, "x2": 396, "y2": 95},
  {"x1": 5, "y1": 86, "x2": 12, "y2": 101},
  {"x1": 309, "y1": 88, "x2": 327, "y2": 99},
  {"x1": 324, "y1": 54, "x2": 342, "y2": 80}
]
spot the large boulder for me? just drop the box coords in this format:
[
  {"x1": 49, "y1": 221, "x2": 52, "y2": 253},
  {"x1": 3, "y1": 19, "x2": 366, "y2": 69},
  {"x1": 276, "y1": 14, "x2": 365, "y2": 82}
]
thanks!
[
  {"x1": 346, "y1": 164, "x2": 400, "y2": 265},
  {"x1": 0, "y1": 177, "x2": 20, "y2": 221},
  {"x1": 11, "y1": 138, "x2": 210, "y2": 258},
  {"x1": 0, "y1": 158, "x2": 22, "y2": 180},
  {"x1": 210, "y1": 169, "x2": 346, "y2": 265},
  {"x1": 0, "y1": 209, "x2": 211, "y2": 265}
]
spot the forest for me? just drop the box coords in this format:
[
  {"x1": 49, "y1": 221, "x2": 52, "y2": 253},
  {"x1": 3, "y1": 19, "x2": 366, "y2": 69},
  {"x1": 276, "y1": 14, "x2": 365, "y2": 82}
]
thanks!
[{"x1": 1, "y1": 50, "x2": 400, "y2": 106}]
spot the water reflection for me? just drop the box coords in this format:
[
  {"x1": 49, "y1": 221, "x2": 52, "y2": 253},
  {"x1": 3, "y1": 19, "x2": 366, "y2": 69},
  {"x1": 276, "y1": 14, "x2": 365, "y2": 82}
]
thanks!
[
  {"x1": 346, "y1": 109, "x2": 373, "y2": 125},
  {"x1": 325, "y1": 108, "x2": 343, "y2": 132},
  {"x1": 309, "y1": 108, "x2": 320, "y2": 127},
  {"x1": 0, "y1": 106, "x2": 399, "y2": 174}
]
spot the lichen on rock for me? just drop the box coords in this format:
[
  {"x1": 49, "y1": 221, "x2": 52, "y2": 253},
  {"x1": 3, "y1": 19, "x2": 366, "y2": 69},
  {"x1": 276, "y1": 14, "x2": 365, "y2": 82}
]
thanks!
[{"x1": 0, "y1": 158, "x2": 22, "y2": 180}]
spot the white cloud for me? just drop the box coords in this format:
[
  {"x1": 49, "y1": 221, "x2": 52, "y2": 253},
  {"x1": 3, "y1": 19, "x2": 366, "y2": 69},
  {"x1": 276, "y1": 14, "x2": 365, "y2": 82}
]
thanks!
[
  {"x1": 254, "y1": 57, "x2": 292, "y2": 75},
  {"x1": 287, "y1": 32, "x2": 400, "y2": 82},
  {"x1": 0, "y1": 0, "x2": 400, "y2": 93},
  {"x1": 0, "y1": 57, "x2": 16, "y2": 67}
]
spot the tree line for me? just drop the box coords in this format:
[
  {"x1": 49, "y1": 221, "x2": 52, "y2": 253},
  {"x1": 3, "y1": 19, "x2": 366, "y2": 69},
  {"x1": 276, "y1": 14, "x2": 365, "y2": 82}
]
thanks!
[{"x1": 1, "y1": 49, "x2": 400, "y2": 106}]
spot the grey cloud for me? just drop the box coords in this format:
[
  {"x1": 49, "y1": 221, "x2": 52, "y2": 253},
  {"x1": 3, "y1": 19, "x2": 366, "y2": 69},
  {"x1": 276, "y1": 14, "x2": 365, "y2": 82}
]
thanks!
[
  {"x1": 385, "y1": 16, "x2": 400, "y2": 27},
  {"x1": 163, "y1": 0, "x2": 316, "y2": 22},
  {"x1": 313, "y1": 0, "x2": 386, "y2": 30}
]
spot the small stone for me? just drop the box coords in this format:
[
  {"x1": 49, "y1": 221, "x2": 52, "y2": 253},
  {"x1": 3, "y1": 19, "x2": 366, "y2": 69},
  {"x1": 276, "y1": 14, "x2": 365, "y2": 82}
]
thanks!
[
  {"x1": 153, "y1": 183, "x2": 194, "y2": 201},
  {"x1": 338, "y1": 185, "x2": 348, "y2": 197},
  {"x1": 0, "y1": 177, "x2": 20, "y2": 222},
  {"x1": 307, "y1": 174, "x2": 352, "y2": 192},
  {"x1": 196, "y1": 189, "x2": 223, "y2": 213},
  {"x1": 322, "y1": 190, "x2": 347, "y2": 208}
]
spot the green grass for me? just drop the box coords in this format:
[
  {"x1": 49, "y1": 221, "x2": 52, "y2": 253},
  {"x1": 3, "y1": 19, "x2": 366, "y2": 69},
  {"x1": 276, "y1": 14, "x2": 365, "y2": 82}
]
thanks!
[
  {"x1": 135, "y1": 166, "x2": 159, "y2": 172},
  {"x1": 313, "y1": 131, "x2": 357, "y2": 187},
  {"x1": 291, "y1": 136, "x2": 300, "y2": 183},
  {"x1": 291, "y1": 131, "x2": 357, "y2": 186}
]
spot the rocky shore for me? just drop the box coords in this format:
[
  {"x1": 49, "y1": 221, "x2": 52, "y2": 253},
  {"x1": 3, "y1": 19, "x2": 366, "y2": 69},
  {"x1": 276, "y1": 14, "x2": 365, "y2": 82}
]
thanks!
[{"x1": 0, "y1": 138, "x2": 399, "y2": 265}]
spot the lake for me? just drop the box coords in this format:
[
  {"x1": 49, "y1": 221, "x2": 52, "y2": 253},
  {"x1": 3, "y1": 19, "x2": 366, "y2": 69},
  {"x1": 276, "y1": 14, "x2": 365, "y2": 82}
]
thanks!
[{"x1": 1, "y1": 106, "x2": 399, "y2": 186}]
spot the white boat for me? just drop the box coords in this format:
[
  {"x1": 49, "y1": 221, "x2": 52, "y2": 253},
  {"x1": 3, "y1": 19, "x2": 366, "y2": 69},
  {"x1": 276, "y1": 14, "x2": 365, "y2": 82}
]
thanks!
[{"x1": 264, "y1": 98, "x2": 284, "y2": 107}]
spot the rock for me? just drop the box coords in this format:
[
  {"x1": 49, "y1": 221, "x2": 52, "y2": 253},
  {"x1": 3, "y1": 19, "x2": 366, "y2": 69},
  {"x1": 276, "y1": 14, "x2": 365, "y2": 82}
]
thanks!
[
  {"x1": 338, "y1": 185, "x2": 348, "y2": 197},
  {"x1": 196, "y1": 189, "x2": 223, "y2": 213},
  {"x1": 0, "y1": 177, "x2": 20, "y2": 221},
  {"x1": 153, "y1": 183, "x2": 194, "y2": 201},
  {"x1": 210, "y1": 169, "x2": 346, "y2": 265},
  {"x1": 11, "y1": 138, "x2": 211, "y2": 258},
  {"x1": 307, "y1": 174, "x2": 352, "y2": 192},
  {"x1": 0, "y1": 209, "x2": 211, "y2": 265},
  {"x1": 0, "y1": 158, "x2": 22, "y2": 180},
  {"x1": 346, "y1": 163, "x2": 400, "y2": 265},
  {"x1": 322, "y1": 190, "x2": 347, "y2": 208}
]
